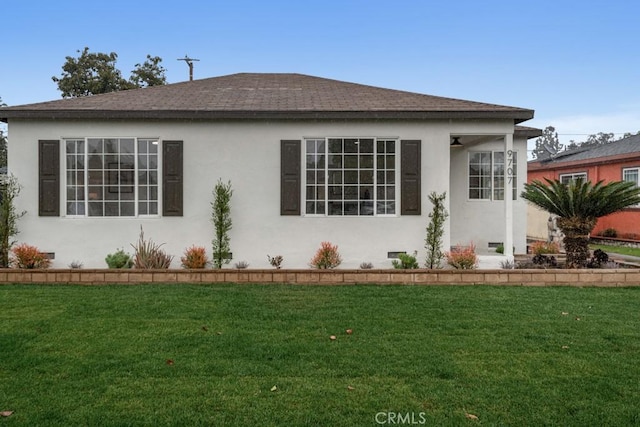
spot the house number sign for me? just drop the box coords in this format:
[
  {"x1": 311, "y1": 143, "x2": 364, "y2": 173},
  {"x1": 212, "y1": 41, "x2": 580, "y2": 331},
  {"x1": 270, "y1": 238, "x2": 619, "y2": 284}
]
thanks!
[{"x1": 506, "y1": 150, "x2": 514, "y2": 184}]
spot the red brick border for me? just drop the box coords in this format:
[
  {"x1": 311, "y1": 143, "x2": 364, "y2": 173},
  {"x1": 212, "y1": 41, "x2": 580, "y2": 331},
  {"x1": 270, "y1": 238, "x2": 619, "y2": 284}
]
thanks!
[{"x1": 0, "y1": 268, "x2": 639, "y2": 286}]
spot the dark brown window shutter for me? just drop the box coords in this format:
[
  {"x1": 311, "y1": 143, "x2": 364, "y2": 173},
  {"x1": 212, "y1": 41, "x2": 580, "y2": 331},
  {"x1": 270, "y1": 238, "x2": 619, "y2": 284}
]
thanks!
[
  {"x1": 400, "y1": 140, "x2": 421, "y2": 215},
  {"x1": 162, "y1": 140, "x2": 183, "y2": 216},
  {"x1": 39, "y1": 140, "x2": 60, "y2": 216},
  {"x1": 281, "y1": 140, "x2": 301, "y2": 215}
]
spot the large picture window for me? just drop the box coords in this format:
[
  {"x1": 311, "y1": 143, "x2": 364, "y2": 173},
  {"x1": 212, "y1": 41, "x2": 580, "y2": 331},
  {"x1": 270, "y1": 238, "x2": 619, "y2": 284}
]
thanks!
[
  {"x1": 65, "y1": 137, "x2": 159, "y2": 217},
  {"x1": 468, "y1": 151, "x2": 518, "y2": 201},
  {"x1": 305, "y1": 137, "x2": 397, "y2": 216}
]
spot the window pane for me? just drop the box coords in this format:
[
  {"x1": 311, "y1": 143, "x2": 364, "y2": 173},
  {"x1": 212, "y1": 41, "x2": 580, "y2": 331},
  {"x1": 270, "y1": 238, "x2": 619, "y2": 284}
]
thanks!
[
  {"x1": 328, "y1": 201, "x2": 342, "y2": 215},
  {"x1": 360, "y1": 201, "x2": 374, "y2": 216},
  {"x1": 344, "y1": 170, "x2": 358, "y2": 184},
  {"x1": 360, "y1": 139, "x2": 374, "y2": 153},
  {"x1": 360, "y1": 155, "x2": 373, "y2": 168},
  {"x1": 328, "y1": 155, "x2": 342, "y2": 169},
  {"x1": 88, "y1": 202, "x2": 103, "y2": 216},
  {"x1": 360, "y1": 170, "x2": 373, "y2": 184},
  {"x1": 328, "y1": 139, "x2": 342, "y2": 153},
  {"x1": 104, "y1": 139, "x2": 118, "y2": 153},
  {"x1": 344, "y1": 155, "x2": 358, "y2": 169},
  {"x1": 88, "y1": 139, "x2": 103, "y2": 153},
  {"x1": 344, "y1": 139, "x2": 358, "y2": 153},
  {"x1": 121, "y1": 202, "x2": 135, "y2": 216}
]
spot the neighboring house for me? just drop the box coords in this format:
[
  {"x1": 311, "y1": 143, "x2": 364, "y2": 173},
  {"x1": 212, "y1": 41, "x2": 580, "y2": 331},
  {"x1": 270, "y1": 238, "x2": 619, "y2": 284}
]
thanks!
[
  {"x1": 0, "y1": 73, "x2": 539, "y2": 268},
  {"x1": 528, "y1": 134, "x2": 640, "y2": 240}
]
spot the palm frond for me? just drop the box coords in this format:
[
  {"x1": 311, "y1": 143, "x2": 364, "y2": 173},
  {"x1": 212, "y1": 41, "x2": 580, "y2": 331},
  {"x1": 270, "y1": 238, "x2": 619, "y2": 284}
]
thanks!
[{"x1": 521, "y1": 179, "x2": 640, "y2": 219}]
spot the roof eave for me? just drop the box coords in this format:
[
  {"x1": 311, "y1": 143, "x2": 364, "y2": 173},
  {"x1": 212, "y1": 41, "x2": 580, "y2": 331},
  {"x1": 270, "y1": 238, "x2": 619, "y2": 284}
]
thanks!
[{"x1": 0, "y1": 109, "x2": 534, "y2": 122}]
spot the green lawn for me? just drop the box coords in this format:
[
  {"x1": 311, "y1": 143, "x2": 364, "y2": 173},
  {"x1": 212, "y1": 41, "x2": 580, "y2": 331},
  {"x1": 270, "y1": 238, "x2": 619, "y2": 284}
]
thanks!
[
  {"x1": 2, "y1": 284, "x2": 640, "y2": 426},
  {"x1": 590, "y1": 243, "x2": 640, "y2": 258}
]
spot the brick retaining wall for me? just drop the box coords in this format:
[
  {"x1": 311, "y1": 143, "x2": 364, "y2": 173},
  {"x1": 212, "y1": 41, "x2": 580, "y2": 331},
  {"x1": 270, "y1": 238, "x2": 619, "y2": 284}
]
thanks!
[{"x1": 0, "y1": 268, "x2": 639, "y2": 286}]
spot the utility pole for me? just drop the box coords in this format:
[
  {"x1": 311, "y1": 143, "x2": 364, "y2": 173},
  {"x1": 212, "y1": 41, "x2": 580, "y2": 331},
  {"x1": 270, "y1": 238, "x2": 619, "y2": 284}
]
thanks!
[{"x1": 177, "y1": 55, "x2": 200, "y2": 81}]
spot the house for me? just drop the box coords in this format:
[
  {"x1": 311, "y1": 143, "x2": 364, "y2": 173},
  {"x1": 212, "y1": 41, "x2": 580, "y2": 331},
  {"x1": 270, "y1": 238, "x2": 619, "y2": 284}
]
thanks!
[
  {"x1": 0, "y1": 73, "x2": 539, "y2": 268},
  {"x1": 528, "y1": 134, "x2": 640, "y2": 240}
]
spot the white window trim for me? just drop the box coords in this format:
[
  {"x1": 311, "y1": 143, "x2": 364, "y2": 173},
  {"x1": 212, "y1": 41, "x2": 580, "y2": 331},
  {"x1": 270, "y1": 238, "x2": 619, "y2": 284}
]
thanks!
[
  {"x1": 302, "y1": 136, "x2": 399, "y2": 217},
  {"x1": 62, "y1": 137, "x2": 162, "y2": 218}
]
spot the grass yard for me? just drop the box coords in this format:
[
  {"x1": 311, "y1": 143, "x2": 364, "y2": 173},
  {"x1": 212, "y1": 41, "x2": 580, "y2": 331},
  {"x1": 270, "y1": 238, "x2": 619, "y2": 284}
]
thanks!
[
  {"x1": 1, "y1": 284, "x2": 640, "y2": 426},
  {"x1": 590, "y1": 243, "x2": 640, "y2": 258}
]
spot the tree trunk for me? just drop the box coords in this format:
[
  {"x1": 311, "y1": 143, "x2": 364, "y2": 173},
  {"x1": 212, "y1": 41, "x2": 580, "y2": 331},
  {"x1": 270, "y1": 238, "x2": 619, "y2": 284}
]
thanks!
[{"x1": 556, "y1": 216, "x2": 597, "y2": 268}]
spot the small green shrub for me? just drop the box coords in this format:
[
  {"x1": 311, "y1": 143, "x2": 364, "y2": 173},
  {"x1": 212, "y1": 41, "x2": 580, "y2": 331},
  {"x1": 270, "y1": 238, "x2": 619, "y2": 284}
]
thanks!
[
  {"x1": 105, "y1": 249, "x2": 133, "y2": 269},
  {"x1": 600, "y1": 228, "x2": 618, "y2": 238},
  {"x1": 495, "y1": 244, "x2": 515, "y2": 255},
  {"x1": 446, "y1": 243, "x2": 478, "y2": 270},
  {"x1": 309, "y1": 242, "x2": 342, "y2": 269},
  {"x1": 11, "y1": 243, "x2": 50, "y2": 269},
  {"x1": 359, "y1": 262, "x2": 374, "y2": 269},
  {"x1": 391, "y1": 252, "x2": 419, "y2": 269}
]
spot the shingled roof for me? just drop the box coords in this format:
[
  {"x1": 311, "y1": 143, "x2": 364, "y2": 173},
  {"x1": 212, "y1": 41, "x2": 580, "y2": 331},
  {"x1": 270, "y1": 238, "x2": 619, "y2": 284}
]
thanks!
[
  {"x1": 534, "y1": 134, "x2": 640, "y2": 165},
  {"x1": 0, "y1": 73, "x2": 534, "y2": 122}
]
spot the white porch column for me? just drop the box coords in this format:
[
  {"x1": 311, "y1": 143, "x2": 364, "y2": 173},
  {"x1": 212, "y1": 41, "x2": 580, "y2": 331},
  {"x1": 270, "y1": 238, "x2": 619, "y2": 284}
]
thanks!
[{"x1": 504, "y1": 133, "x2": 514, "y2": 260}]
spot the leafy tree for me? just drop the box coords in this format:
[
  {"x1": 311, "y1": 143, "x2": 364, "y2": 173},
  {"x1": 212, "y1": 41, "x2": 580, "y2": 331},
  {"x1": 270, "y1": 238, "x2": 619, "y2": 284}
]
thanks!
[
  {"x1": 129, "y1": 55, "x2": 167, "y2": 88},
  {"x1": 52, "y1": 47, "x2": 166, "y2": 98},
  {"x1": 424, "y1": 191, "x2": 448, "y2": 268},
  {"x1": 566, "y1": 131, "x2": 633, "y2": 150},
  {"x1": 622, "y1": 131, "x2": 640, "y2": 138},
  {"x1": 531, "y1": 126, "x2": 562, "y2": 159},
  {"x1": 581, "y1": 132, "x2": 615, "y2": 148},
  {"x1": 211, "y1": 179, "x2": 233, "y2": 269},
  {"x1": 521, "y1": 178, "x2": 640, "y2": 268}
]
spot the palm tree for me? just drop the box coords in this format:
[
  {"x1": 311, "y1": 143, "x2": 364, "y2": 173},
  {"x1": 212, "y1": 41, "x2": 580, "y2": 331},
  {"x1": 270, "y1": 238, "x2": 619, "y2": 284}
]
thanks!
[{"x1": 521, "y1": 178, "x2": 640, "y2": 268}]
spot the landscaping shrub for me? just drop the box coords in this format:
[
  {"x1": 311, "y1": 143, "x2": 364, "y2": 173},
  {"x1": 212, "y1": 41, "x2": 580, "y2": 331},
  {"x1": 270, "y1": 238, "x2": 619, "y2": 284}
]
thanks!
[
  {"x1": 600, "y1": 228, "x2": 618, "y2": 238},
  {"x1": 445, "y1": 243, "x2": 478, "y2": 270},
  {"x1": 211, "y1": 179, "x2": 233, "y2": 269},
  {"x1": 0, "y1": 175, "x2": 26, "y2": 268},
  {"x1": 105, "y1": 249, "x2": 133, "y2": 269},
  {"x1": 587, "y1": 249, "x2": 609, "y2": 268},
  {"x1": 309, "y1": 242, "x2": 342, "y2": 269},
  {"x1": 532, "y1": 254, "x2": 558, "y2": 268},
  {"x1": 530, "y1": 241, "x2": 560, "y2": 255},
  {"x1": 359, "y1": 262, "x2": 374, "y2": 269},
  {"x1": 392, "y1": 251, "x2": 419, "y2": 269},
  {"x1": 424, "y1": 191, "x2": 448, "y2": 268},
  {"x1": 131, "y1": 227, "x2": 173, "y2": 269},
  {"x1": 180, "y1": 245, "x2": 208, "y2": 269},
  {"x1": 11, "y1": 243, "x2": 50, "y2": 269},
  {"x1": 267, "y1": 254, "x2": 284, "y2": 269},
  {"x1": 234, "y1": 261, "x2": 249, "y2": 269}
]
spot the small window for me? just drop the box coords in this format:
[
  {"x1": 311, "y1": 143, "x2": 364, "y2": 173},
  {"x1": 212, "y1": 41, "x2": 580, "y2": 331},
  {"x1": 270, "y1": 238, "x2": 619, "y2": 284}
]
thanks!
[
  {"x1": 623, "y1": 167, "x2": 640, "y2": 207},
  {"x1": 559, "y1": 172, "x2": 587, "y2": 184}
]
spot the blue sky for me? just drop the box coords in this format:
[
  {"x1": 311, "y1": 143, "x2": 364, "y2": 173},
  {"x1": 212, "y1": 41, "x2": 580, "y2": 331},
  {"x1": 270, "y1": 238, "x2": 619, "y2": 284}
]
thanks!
[{"x1": 2, "y1": 0, "x2": 639, "y2": 152}]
